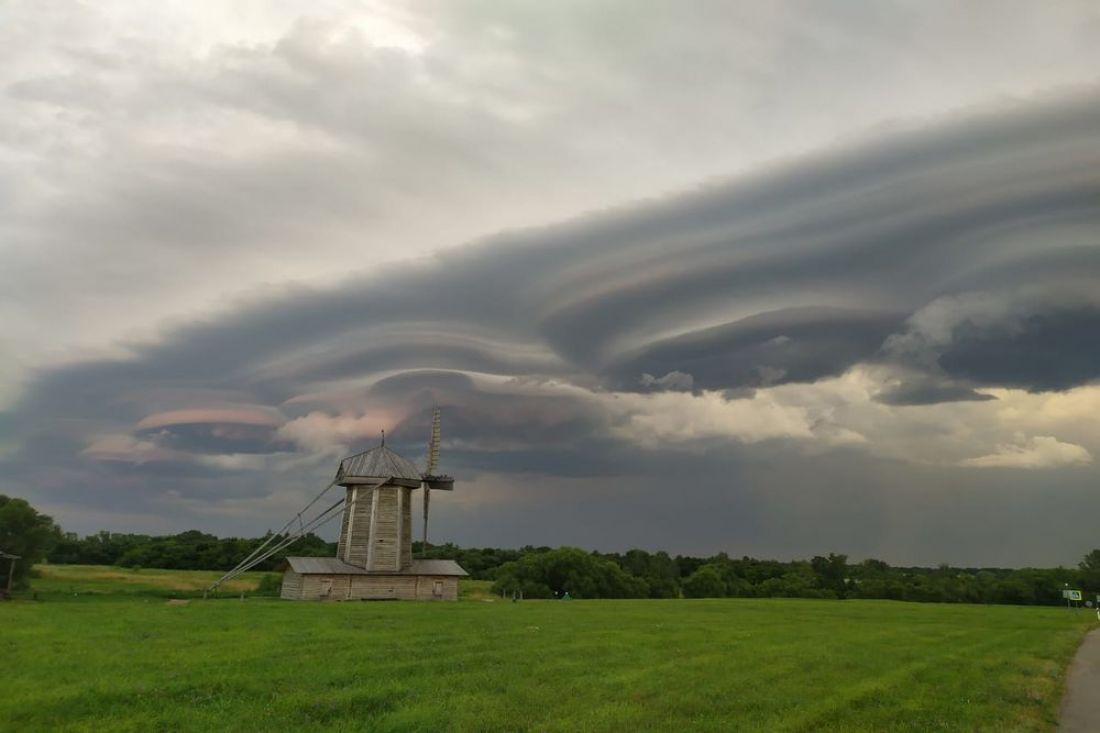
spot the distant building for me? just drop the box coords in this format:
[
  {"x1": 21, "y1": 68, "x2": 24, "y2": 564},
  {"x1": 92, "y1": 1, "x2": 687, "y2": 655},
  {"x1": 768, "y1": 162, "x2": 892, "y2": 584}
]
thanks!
[{"x1": 280, "y1": 442, "x2": 467, "y2": 601}]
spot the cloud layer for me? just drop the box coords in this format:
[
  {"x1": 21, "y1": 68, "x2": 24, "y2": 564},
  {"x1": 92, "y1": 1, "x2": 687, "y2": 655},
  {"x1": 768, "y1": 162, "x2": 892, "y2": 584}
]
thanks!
[{"x1": 2, "y1": 2, "x2": 1099, "y2": 565}]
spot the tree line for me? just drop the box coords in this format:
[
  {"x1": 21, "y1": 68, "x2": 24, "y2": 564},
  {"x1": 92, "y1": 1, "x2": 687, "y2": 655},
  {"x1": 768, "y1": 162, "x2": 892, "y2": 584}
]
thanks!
[
  {"x1": 4, "y1": 493, "x2": 1100, "y2": 605},
  {"x1": 47, "y1": 529, "x2": 333, "y2": 572},
  {"x1": 469, "y1": 546, "x2": 1100, "y2": 606}
]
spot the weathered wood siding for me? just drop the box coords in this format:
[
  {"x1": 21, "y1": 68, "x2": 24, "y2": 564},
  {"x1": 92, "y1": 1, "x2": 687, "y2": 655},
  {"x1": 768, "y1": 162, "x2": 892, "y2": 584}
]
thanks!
[
  {"x1": 280, "y1": 569, "x2": 303, "y2": 599},
  {"x1": 336, "y1": 482, "x2": 416, "y2": 572},
  {"x1": 282, "y1": 572, "x2": 459, "y2": 601},
  {"x1": 400, "y1": 487, "x2": 413, "y2": 569},
  {"x1": 415, "y1": 575, "x2": 459, "y2": 601},
  {"x1": 300, "y1": 574, "x2": 346, "y2": 600},
  {"x1": 368, "y1": 487, "x2": 399, "y2": 571},
  {"x1": 349, "y1": 574, "x2": 418, "y2": 600},
  {"x1": 338, "y1": 487, "x2": 374, "y2": 567}
]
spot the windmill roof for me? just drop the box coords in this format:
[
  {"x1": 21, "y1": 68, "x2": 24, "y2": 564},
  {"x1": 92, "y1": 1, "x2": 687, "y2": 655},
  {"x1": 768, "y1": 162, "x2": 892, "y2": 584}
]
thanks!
[
  {"x1": 407, "y1": 559, "x2": 469, "y2": 577},
  {"x1": 284, "y1": 557, "x2": 468, "y2": 577},
  {"x1": 336, "y1": 444, "x2": 423, "y2": 486}
]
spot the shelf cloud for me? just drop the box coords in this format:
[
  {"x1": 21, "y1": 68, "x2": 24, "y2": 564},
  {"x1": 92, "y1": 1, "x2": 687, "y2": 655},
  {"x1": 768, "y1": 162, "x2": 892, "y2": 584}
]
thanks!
[{"x1": 2, "y1": 1, "x2": 1099, "y2": 565}]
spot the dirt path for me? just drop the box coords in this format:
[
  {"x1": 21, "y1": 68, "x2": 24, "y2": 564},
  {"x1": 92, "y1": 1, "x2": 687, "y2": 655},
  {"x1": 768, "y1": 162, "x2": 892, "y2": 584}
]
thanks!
[{"x1": 1061, "y1": 627, "x2": 1100, "y2": 731}]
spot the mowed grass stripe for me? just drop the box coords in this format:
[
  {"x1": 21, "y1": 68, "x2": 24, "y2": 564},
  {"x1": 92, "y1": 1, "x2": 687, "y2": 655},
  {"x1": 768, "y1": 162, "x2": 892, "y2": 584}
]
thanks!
[
  {"x1": 775, "y1": 630, "x2": 1024, "y2": 731},
  {"x1": 1, "y1": 594, "x2": 1091, "y2": 731}
]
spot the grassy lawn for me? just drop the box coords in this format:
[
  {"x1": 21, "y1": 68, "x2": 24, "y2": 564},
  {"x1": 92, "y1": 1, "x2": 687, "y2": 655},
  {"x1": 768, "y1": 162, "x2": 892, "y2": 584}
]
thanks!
[{"x1": 1, "y1": 567, "x2": 1093, "y2": 731}]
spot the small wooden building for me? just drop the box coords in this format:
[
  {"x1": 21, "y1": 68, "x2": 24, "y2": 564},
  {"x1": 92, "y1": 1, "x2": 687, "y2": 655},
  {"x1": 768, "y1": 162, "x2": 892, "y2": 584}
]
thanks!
[
  {"x1": 281, "y1": 442, "x2": 467, "y2": 601},
  {"x1": 280, "y1": 557, "x2": 465, "y2": 601}
]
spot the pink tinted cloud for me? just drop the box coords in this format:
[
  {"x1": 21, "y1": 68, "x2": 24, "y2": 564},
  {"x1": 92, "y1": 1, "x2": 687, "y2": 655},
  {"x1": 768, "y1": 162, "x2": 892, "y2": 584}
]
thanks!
[{"x1": 136, "y1": 406, "x2": 285, "y2": 431}]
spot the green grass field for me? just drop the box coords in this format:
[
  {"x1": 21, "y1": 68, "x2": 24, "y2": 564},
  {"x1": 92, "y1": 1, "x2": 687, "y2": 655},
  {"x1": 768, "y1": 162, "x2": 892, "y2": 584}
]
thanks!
[
  {"x1": 2, "y1": 566, "x2": 1094, "y2": 731},
  {"x1": 26, "y1": 563, "x2": 275, "y2": 597}
]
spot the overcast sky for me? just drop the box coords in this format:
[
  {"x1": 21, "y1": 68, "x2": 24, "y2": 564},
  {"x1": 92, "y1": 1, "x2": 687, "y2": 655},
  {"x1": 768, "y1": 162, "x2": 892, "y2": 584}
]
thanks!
[{"x1": 2, "y1": 1, "x2": 1100, "y2": 566}]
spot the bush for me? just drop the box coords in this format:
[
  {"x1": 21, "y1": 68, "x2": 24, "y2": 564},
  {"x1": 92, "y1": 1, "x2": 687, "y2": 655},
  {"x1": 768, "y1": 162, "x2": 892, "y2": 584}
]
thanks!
[{"x1": 256, "y1": 573, "x2": 283, "y2": 596}]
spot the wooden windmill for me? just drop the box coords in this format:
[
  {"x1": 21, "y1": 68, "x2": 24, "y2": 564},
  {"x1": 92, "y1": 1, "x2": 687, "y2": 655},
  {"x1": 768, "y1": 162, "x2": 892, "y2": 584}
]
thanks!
[
  {"x1": 331, "y1": 410, "x2": 453, "y2": 571},
  {"x1": 213, "y1": 409, "x2": 465, "y2": 601}
]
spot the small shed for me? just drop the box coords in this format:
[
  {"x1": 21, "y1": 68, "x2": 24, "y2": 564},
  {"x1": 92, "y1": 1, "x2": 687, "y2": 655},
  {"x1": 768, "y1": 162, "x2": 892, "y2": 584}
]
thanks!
[{"x1": 280, "y1": 557, "x2": 467, "y2": 601}]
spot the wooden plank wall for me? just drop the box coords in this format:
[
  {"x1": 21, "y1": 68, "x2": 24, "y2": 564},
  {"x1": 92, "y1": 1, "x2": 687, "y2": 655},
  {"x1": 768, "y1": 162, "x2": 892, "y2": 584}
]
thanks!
[
  {"x1": 368, "y1": 488, "x2": 399, "y2": 571},
  {"x1": 415, "y1": 575, "x2": 459, "y2": 601},
  {"x1": 300, "y1": 574, "x2": 331, "y2": 600},
  {"x1": 336, "y1": 484, "x2": 415, "y2": 571},
  {"x1": 280, "y1": 569, "x2": 304, "y2": 599},
  {"x1": 350, "y1": 574, "x2": 418, "y2": 600},
  {"x1": 401, "y1": 487, "x2": 413, "y2": 569},
  {"x1": 343, "y1": 488, "x2": 374, "y2": 567},
  {"x1": 281, "y1": 573, "x2": 460, "y2": 601}
]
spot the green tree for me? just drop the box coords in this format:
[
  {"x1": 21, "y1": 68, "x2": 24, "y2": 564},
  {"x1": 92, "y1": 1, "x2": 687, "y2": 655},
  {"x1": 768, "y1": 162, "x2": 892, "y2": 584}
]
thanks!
[
  {"x1": 613, "y1": 549, "x2": 681, "y2": 598},
  {"x1": 490, "y1": 547, "x2": 648, "y2": 599},
  {"x1": 682, "y1": 564, "x2": 727, "y2": 598},
  {"x1": 811, "y1": 553, "x2": 849, "y2": 597},
  {"x1": 644, "y1": 551, "x2": 682, "y2": 598},
  {"x1": 0, "y1": 495, "x2": 61, "y2": 589},
  {"x1": 1079, "y1": 549, "x2": 1100, "y2": 591}
]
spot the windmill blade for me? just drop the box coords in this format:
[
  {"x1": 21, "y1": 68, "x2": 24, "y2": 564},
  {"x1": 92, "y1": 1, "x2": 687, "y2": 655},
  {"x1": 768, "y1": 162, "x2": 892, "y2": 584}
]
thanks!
[
  {"x1": 422, "y1": 408, "x2": 441, "y2": 554},
  {"x1": 422, "y1": 408, "x2": 453, "y2": 488},
  {"x1": 426, "y1": 408, "x2": 441, "y2": 475}
]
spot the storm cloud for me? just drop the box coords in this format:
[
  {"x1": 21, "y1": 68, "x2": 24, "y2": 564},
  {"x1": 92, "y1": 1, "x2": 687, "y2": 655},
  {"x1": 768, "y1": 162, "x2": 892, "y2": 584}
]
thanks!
[{"x1": 2, "y1": 2, "x2": 1099, "y2": 565}]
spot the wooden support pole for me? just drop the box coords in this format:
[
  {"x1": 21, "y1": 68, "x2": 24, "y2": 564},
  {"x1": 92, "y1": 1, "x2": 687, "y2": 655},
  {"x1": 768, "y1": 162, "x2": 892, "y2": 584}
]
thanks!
[
  {"x1": 344, "y1": 487, "x2": 359, "y2": 564},
  {"x1": 422, "y1": 487, "x2": 431, "y2": 555}
]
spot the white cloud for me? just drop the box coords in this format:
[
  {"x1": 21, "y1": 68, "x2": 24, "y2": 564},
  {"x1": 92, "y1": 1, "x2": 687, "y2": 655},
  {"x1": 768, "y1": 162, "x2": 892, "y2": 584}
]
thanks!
[
  {"x1": 276, "y1": 410, "x2": 403, "y2": 454},
  {"x1": 639, "y1": 370, "x2": 693, "y2": 391},
  {"x1": 609, "y1": 389, "x2": 815, "y2": 448},
  {"x1": 81, "y1": 434, "x2": 172, "y2": 464},
  {"x1": 961, "y1": 435, "x2": 1092, "y2": 469},
  {"x1": 599, "y1": 369, "x2": 1100, "y2": 468}
]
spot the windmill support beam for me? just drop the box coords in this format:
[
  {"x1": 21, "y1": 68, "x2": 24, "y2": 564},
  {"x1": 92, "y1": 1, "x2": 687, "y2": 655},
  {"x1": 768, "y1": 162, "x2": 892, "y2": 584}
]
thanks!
[
  {"x1": 2, "y1": 554, "x2": 18, "y2": 596},
  {"x1": 344, "y1": 487, "x2": 359, "y2": 564}
]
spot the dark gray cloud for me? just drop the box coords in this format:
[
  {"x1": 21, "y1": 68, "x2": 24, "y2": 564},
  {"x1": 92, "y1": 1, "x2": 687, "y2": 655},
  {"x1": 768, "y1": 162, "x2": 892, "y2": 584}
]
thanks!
[
  {"x1": 874, "y1": 378, "x2": 996, "y2": 407},
  {"x1": 133, "y1": 423, "x2": 292, "y2": 456},
  {"x1": 610, "y1": 307, "x2": 903, "y2": 393},
  {"x1": 937, "y1": 308, "x2": 1100, "y2": 392},
  {"x1": 10, "y1": 88, "x2": 1098, "y2": 438}
]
